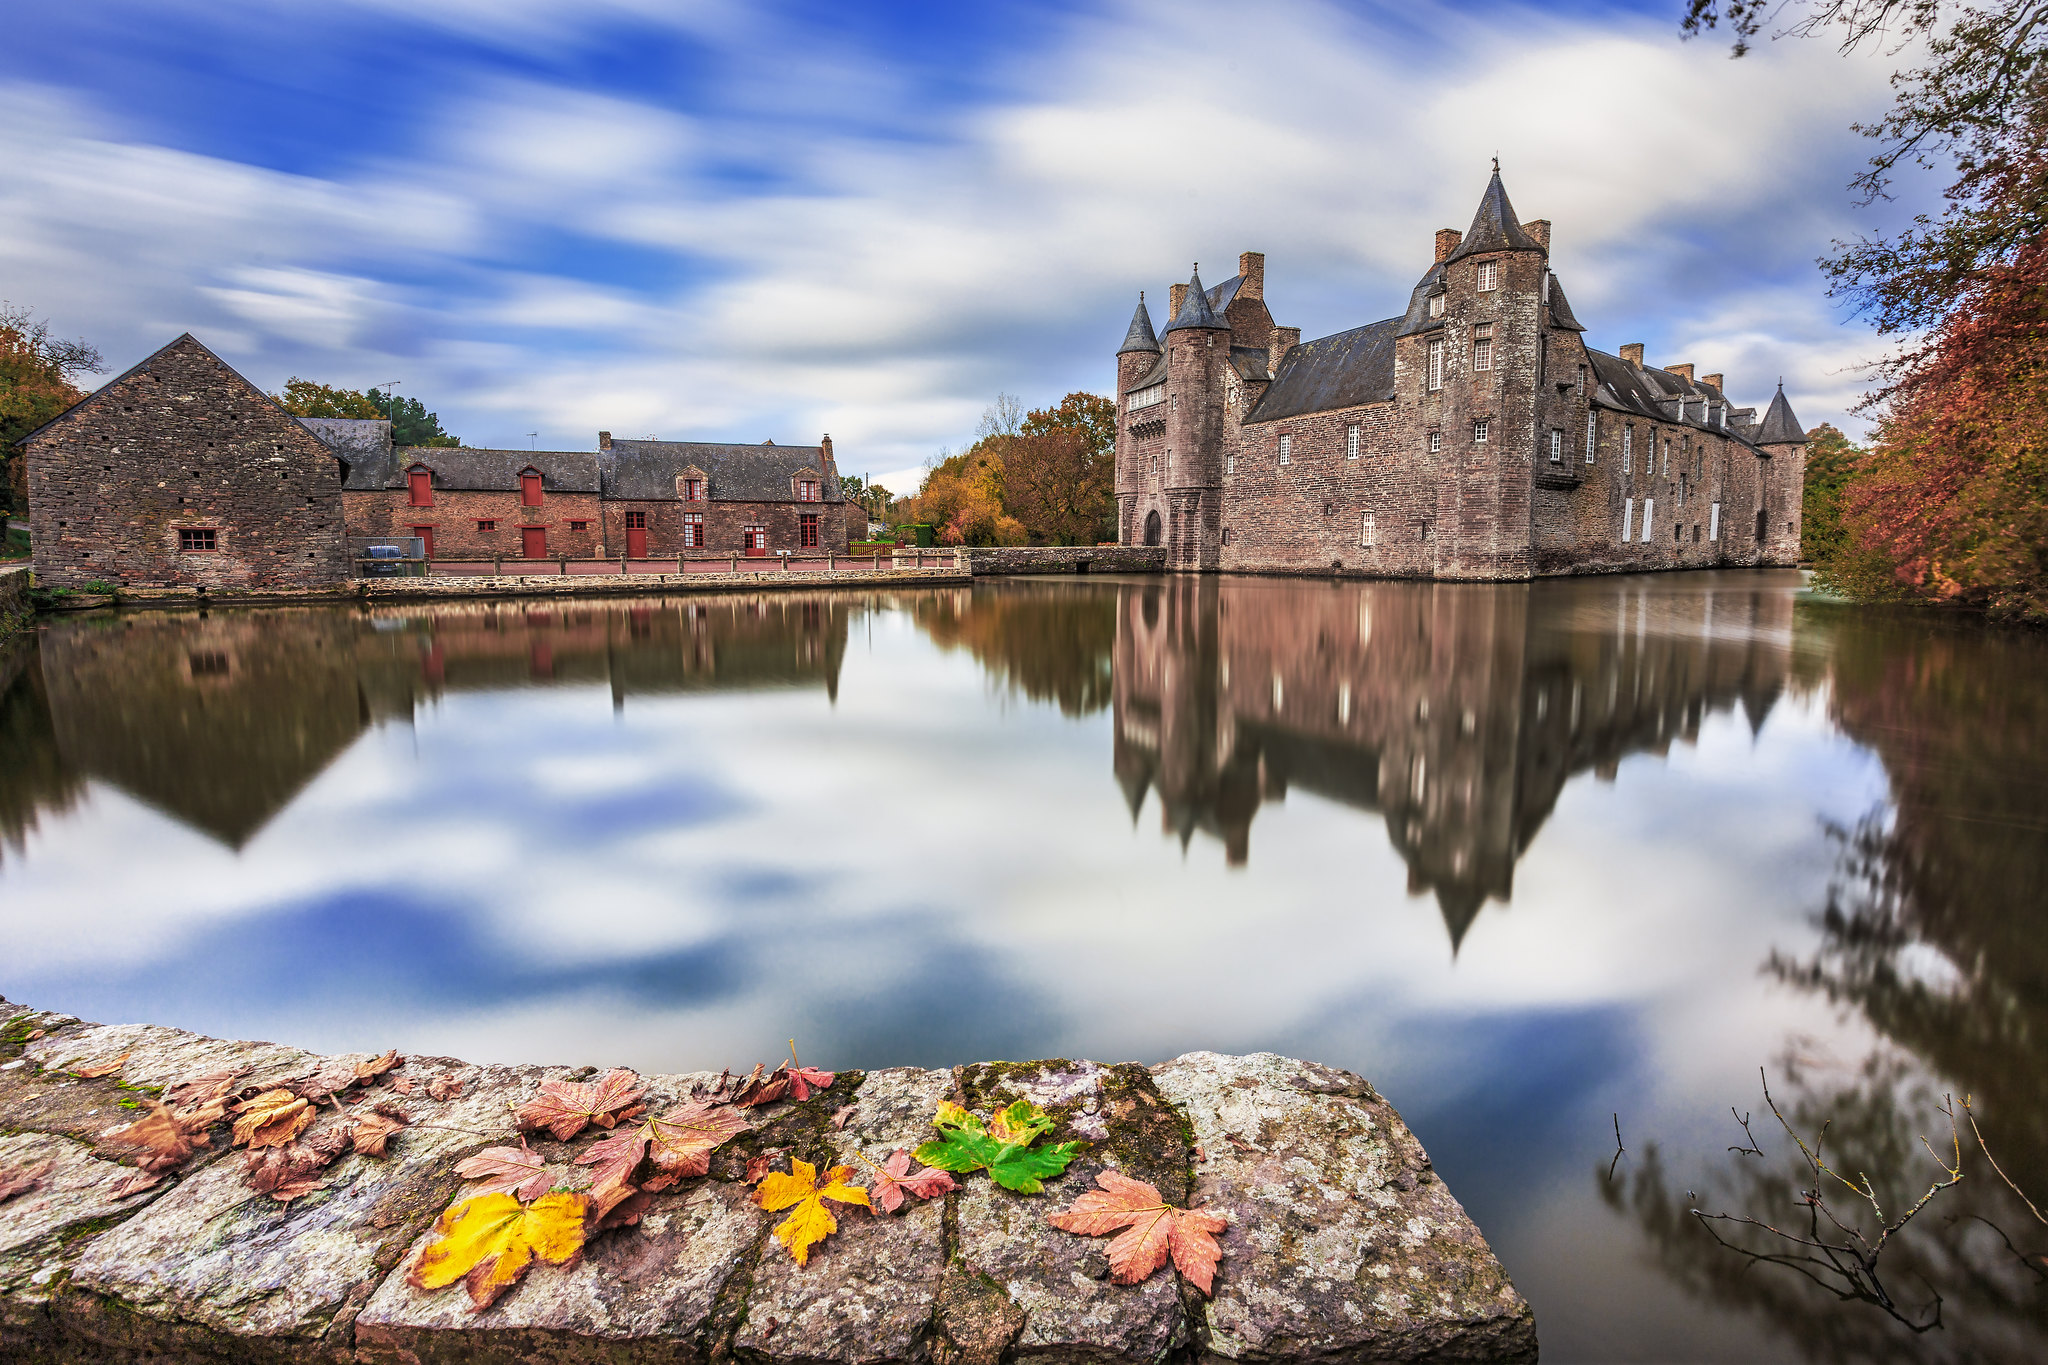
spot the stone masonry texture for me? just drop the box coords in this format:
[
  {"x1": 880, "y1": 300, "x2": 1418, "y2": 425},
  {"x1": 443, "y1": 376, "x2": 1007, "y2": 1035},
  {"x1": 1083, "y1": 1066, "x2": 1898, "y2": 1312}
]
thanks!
[{"x1": 0, "y1": 997, "x2": 1535, "y2": 1363}]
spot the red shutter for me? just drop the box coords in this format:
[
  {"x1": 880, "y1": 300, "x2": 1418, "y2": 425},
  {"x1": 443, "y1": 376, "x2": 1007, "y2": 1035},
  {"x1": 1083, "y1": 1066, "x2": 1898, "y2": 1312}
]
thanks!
[
  {"x1": 521, "y1": 472, "x2": 543, "y2": 507},
  {"x1": 408, "y1": 470, "x2": 432, "y2": 507}
]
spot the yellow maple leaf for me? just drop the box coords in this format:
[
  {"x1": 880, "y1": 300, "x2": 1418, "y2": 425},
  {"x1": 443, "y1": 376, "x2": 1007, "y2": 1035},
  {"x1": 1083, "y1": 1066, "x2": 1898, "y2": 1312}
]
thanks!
[
  {"x1": 752, "y1": 1157, "x2": 870, "y2": 1264},
  {"x1": 406, "y1": 1190, "x2": 591, "y2": 1311}
]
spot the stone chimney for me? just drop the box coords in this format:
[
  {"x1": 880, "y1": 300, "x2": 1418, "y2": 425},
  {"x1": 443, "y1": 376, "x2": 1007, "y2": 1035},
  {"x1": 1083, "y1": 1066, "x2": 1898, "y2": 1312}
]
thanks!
[
  {"x1": 1269, "y1": 326, "x2": 1301, "y2": 372},
  {"x1": 1435, "y1": 228, "x2": 1463, "y2": 262},
  {"x1": 598, "y1": 430, "x2": 612, "y2": 450},
  {"x1": 1619, "y1": 343, "x2": 1645, "y2": 368},
  {"x1": 1701, "y1": 373, "x2": 1724, "y2": 394},
  {"x1": 1523, "y1": 219, "x2": 1551, "y2": 252},
  {"x1": 1667, "y1": 362, "x2": 1695, "y2": 383},
  {"x1": 1169, "y1": 282, "x2": 1188, "y2": 318},
  {"x1": 1237, "y1": 251, "x2": 1264, "y2": 300},
  {"x1": 820, "y1": 433, "x2": 835, "y2": 465}
]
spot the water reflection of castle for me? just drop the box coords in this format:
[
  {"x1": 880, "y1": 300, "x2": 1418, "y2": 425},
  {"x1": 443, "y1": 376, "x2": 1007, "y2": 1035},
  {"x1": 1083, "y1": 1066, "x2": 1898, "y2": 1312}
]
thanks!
[
  {"x1": 0, "y1": 595, "x2": 860, "y2": 853},
  {"x1": 1111, "y1": 574, "x2": 1797, "y2": 948}
]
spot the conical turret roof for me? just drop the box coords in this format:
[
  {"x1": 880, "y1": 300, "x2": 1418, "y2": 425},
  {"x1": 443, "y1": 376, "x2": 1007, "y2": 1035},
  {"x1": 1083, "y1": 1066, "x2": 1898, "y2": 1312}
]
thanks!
[
  {"x1": 1118, "y1": 292, "x2": 1161, "y2": 354},
  {"x1": 1756, "y1": 384, "x2": 1806, "y2": 445},
  {"x1": 1444, "y1": 168, "x2": 1544, "y2": 263},
  {"x1": 1163, "y1": 267, "x2": 1228, "y2": 333}
]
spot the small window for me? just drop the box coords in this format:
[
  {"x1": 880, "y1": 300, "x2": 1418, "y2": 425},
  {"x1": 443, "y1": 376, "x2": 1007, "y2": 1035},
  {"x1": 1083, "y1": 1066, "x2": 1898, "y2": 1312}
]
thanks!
[
  {"x1": 1473, "y1": 419, "x2": 1489, "y2": 444},
  {"x1": 1428, "y1": 293, "x2": 1445, "y2": 318},
  {"x1": 1278, "y1": 434, "x2": 1292, "y2": 465},
  {"x1": 1585, "y1": 412, "x2": 1597, "y2": 464},
  {"x1": 1623, "y1": 425, "x2": 1633, "y2": 473},
  {"x1": 1641, "y1": 497, "x2": 1655, "y2": 542},
  {"x1": 1149, "y1": 454, "x2": 1157, "y2": 477},
  {"x1": 1575, "y1": 365, "x2": 1586, "y2": 396},
  {"x1": 1621, "y1": 498, "x2": 1635, "y2": 543},
  {"x1": 1477, "y1": 260, "x2": 1499, "y2": 291},
  {"x1": 799, "y1": 513, "x2": 820, "y2": 548},
  {"x1": 624, "y1": 511, "x2": 647, "y2": 530},
  {"x1": 569, "y1": 520, "x2": 590, "y2": 531},
  {"x1": 1428, "y1": 429, "x2": 1442, "y2": 455},
  {"x1": 1170, "y1": 393, "x2": 1177, "y2": 411},
  {"x1": 1548, "y1": 429, "x2": 1562, "y2": 463},
  {"x1": 477, "y1": 519, "x2": 496, "y2": 532},
  {"x1": 179, "y1": 527, "x2": 218, "y2": 553},
  {"x1": 1427, "y1": 337, "x2": 1445, "y2": 392},
  {"x1": 1473, "y1": 323, "x2": 1494, "y2": 373},
  {"x1": 683, "y1": 512, "x2": 704, "y2": 547},
  {"x1": 683, "y1": 477, "x2": 706, "y2": 502},
  {"x1": 1662, "y1": 443, "x2": 1671, "y2": 477},
  {"x1": 1226, "y1": 454, "x2": 1235, "y2": 475},
  {"x1": 1346, "y1": 424, "x2": 1360, "y2": 459},
  {"x1": 1361, "y1": 511, "x2": 1377, "y2": 548},
  {"x1": 798, "y1": 479, "x2": 819, "y2": 502},
  {"x1": 1710, "y1": 501, "x2": 1722, "y2": 541}
]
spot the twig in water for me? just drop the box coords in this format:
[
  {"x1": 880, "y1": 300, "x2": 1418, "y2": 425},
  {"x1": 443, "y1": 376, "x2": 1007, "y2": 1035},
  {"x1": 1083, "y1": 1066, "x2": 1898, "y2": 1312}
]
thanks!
[{"x1": 1608, "y1": 1112, "x2": 1627, "y2": 1181}]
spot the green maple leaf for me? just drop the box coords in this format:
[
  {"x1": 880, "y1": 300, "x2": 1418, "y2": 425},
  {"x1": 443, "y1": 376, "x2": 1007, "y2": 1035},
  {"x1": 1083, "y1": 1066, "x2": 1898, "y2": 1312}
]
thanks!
[{"x1": 913, "y1": 1099, "x2": 1083, "y2": 1194}]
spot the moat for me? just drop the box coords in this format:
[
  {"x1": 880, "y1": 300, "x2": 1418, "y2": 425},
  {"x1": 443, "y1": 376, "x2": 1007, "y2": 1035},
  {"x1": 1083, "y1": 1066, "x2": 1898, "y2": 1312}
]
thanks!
[{"x1": 2, "y1": 570, "x2": 2043, "y2": 1363}]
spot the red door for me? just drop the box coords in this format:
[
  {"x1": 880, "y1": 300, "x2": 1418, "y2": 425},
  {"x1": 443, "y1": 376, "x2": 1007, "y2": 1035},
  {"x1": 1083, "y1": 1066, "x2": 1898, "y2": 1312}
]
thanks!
[
  {"x1": 744, "y1": 526, "x2": 767, "y2": 557},
  {"x1": 522, "y1": 526, "x2": 547, "y2": 559},
  {"x1": 410, "y1": 525, "x2": 435, "y2": 559},
  {"x1": 626, "y1": 527, "x2": 648, "y2": 557}
]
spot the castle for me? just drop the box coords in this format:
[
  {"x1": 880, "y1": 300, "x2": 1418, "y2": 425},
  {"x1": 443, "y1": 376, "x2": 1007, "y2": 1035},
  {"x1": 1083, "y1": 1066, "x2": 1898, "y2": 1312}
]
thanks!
[{"x1": 1113, "y1": 169, "x2": 1809, "y2": 579}]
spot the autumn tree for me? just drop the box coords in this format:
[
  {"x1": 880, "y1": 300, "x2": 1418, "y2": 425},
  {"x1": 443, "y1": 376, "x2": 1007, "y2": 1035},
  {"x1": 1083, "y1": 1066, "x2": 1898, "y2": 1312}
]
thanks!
[
  {"x1": 1799, "y1": 423, "x2": 1865, "y2": 567},
  {"x1": 1003, "y1": 428, "x2": 1113, "y2": 545},
  {"x1": 274, "y1": 379, "x2": 462, "y2": 447},
  {"x1": 1, "y1": 304, "x2": 103, "y2": 516}
]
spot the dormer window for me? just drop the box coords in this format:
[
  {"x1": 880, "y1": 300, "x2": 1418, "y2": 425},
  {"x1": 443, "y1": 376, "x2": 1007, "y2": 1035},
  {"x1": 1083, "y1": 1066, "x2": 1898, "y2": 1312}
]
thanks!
[
  {"x1": 407, "y1": 466, "x2": 433, "y2": 507},
  {"x1": 1429, "y1": 293, "x2": 1445, "y2": 319},
  {"x1": 1477, "y1": 260, "x2": 1499, "y2": 292},
  {"x1": 797, "y1": 479, "x2": 820, "y2": 502},
  {"x1": 520, "y1": 469, "x2": 544, "y2": 506}
]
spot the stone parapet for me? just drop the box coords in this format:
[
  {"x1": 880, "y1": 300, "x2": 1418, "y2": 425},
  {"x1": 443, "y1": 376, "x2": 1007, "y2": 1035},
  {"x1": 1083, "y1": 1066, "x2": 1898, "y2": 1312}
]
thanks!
[
  {"x1": 959, "y1": 546, "x2": 1167, "y2": 576},
  {"x1": 0, "y1": 998, "x2": 1534, "y2": 1363}
]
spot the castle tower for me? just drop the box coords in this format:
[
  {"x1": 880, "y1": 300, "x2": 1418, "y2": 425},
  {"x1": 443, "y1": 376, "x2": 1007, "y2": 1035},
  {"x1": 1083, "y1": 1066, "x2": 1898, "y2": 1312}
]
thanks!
[
  {"x1": 1753, "y1": 384, "x2": 1807, "y2": 566},
  {"x1": 1114, "y1": 293, "x2": 1162, "y2": 547},
  {"x1": 1395, "y1": 169, "x2": 1549, "y2": 580},
  {"x1": 1159, "y1": 267, "x2": 1231, "y2": 571}
]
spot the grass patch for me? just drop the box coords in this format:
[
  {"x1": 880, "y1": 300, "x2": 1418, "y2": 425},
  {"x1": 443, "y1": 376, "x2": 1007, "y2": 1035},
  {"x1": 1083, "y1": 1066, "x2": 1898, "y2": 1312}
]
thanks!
[{"x1": 1, "y1": 525, "x2": 27, "y2": 561}]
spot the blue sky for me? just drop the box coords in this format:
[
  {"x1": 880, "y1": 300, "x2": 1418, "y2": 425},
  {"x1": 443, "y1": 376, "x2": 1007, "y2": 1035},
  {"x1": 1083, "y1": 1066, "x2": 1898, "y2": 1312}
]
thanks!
[{"x1": 2, "y1": 0, "x2": 1921, "y2": 492}]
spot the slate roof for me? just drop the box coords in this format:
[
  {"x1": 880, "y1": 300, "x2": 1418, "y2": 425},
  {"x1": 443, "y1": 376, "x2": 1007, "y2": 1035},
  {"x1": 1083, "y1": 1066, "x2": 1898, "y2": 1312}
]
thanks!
[
  {"x1": 1205, "y1": 274, "x2": 1244, "y2": 315},
  {"x1": 1444, "y1": 170, "x2": 1545, "y2": 263},
  {"x1": 378, "y1": 448, "x2": 604, "y2": 494},
  {"x1": 1585, "y1": 350, "x2": 1772, "y2": 449},
  {"x1": 1756, "y1": 385, "x2": 1806, "y2": 444},
  {"x1": 1229, "y1": 347, "x2": 1273, "y2": 383},
  {"x1": 1118, "y1": 295, "x2": 1160, "y2": 355},
  {"x1": 1241, "y1": 318, "x2": 1400, "y2": 424},
  {"x1": 1163, "y1": 268, "x2": 1228, "y2": 333},
  {"x1": 1547, "y1": 275, "x2": 1585, "y2": 332},
  {"x1": 301, "y1": 419, "x2": 399, "y2": 491},
  {"x1": 602, "y1": 440, "x2": 843, "y2": 503}
]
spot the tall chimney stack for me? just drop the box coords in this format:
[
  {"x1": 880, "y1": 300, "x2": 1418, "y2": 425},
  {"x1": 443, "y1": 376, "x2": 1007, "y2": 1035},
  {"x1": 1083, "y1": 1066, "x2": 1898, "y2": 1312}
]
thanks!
[
  {"x1": 1169, "y1": 283, "x2": 1188, "y2": 319},
  {"x1": 1435, "y1": 228, "x2": 1463, "y2": 262},
  {"x1": 820, "y1": 434, "x2": 834, "y2": 465},
  {"x1": 1701, "y1": 373, "x2": 1724, "y2": 394},
  {"x1": 1269, "y1": 326, "x2": 1301, "y2": 372},
  {"x1": 1619, "y1": 343, "x2": 1645, "y2": 367},
  {"x1": 1524, "y1": 219, "x2": 1551, "y2": 252},
  {"x1": 598, "y1": 430, "x2": 612, "y2": 450},
  {"x1": 1667, "y1": 362, "x2": 1695, "y2": 382},
  {"x1": 1237, "y1": 251, "x2": 1264, "y2": 300}
]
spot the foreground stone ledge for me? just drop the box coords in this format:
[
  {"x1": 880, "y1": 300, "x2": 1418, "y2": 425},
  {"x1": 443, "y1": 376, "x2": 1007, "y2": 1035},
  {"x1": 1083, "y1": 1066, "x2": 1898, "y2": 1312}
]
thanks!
[{"x1": 0, "y1": 1000, "x2": 1537, "y2": 1363}]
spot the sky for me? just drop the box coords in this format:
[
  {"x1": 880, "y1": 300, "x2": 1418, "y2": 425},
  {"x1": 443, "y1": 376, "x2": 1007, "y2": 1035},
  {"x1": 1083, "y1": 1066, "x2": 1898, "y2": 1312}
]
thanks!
[{"x1": 1, "y1": 0, "x2": 1926, "y2": 494}]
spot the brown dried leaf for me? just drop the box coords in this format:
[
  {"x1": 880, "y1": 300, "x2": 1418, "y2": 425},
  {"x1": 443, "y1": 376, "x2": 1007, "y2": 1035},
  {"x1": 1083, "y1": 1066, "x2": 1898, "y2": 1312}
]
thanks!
[
  {"x1": 232, "y1": 1090, "x2": 315, "y2": 1149},
  {"x1": 1048, "y1": 1171, "x2": 1228, "y2": 1295},
  {"x1": 425, "y1": 1073, "x2": 465, "y2": 1102},
  {"x1": 241, "y1": 1130, "x2": 347, "y2": 1204},
  {"x1": 744, "y1": 1152, "x2": 778, "y2": 1185},
  {"x1": 103, "y1": 1102, "x2": 210, "y2": 1173},
  {"x1": 162, "y1": 1069, "x2": 244, "y2": 1109},
  {"x1": 516, "y1": 1070, "x2": 643, "y2": 1140},
  {"x1": 592, "y1": 1182, "x2": 650, "y2": 1230},
  {"x1": 353, "y1": 1049, "x2": 402, "y2": 1082},
  {"x1": 0, "y1": 1159, "x2": 53, "y2": 1204},
  {"x1": 349, "y1": 1110, "x2": 409, "y2": 1158},
  {"x1": 831, "y1": 1105, "x2": 856, "y2": 1131},
  {"x1": 734, "y1": 1069, "x2": 790, "y2": 1109},
  {"x1": 453, "y1": 1141, "x2": 555, "y2": 1202},
  {"x1": 24, "y1": 1028, "x2": 44, "y2": 1041},
  {"x1": 71, "y1": 1053, "x2": 130, "y2": 1079},
  {"x1": 388, "y1": 1077, "x2": 417, "y2": 1096},
  {"x1": 108, "y1": 1169, "x2": 165, "y2": 1198}
]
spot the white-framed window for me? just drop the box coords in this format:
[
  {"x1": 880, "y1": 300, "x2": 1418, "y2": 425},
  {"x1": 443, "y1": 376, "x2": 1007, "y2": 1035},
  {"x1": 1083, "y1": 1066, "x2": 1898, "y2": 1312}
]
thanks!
[
  {"x1": 1676, "y1": 395, "x2": 1686, "y2": 422},
  {"x1": 1548, "y1": 429, "x2": 1562, "y2": 463},
  {"x1": 1623, "y1": 425, "x2": 1633, "y2": 473},
  {"x1": 1278, "y1": 434, "x2": 1292, "y2": 465},
  {"x1": 1709, "y1": 501, "x2": 1722, "y2": 540},
  {"x1": 1226, "y1": 453, "x2": 1235, "y2": 475},
  {"x1": 1473, "y1": 323, "x2": 1494, "y2": 372},
  {"x1": 1427, "y1": 337, "x2": 1445, "y2": 391},
  {"x1": 1662, "y1": 442, "x2": 1670, "y2": 477},
  {"x1": 1171, "y1": 393, "x2": 1178, "y2": 411},
  {"x1": 1346, "y1": 423, "x2": 1360, "y2": 459},
  {"x1": 1641, "y1": 497, "x2": 1655, "y2": 542},
  {"x1": 1718, "y1": 403, "x2": 1728, "y2": 429},
  {"x1": 1622, "y1": 498, "x2": 1635, "y2": 543},
  {"x1": 1127, "y1": 383, "x2": 1164, "y2": 410},
  {"x1": 1428, "y1": 429, "x2": 1442, "y2": 455},
  {"x1": 1473, "y1": 418, "x2": 1489, "y2": 443},
  {"x1": 1477, "y1": 260, "x2": 1499, "y2": 291},
  {"x1": 1148, "y1": 453, "x2": 1157, "y2": 477},
  {"x1": 1576, "y1": 365, "x2": 1586, "y2": 396},
  {"x1": 1361, "y1": 511, "x2": 1377, "y2": 547},
  {"x1": 1429, "y1": 292, "x2": 1445, "y2": 318},
  {"x1": 1585, "y1": 412, "x2": 1597, "y2": 464}
]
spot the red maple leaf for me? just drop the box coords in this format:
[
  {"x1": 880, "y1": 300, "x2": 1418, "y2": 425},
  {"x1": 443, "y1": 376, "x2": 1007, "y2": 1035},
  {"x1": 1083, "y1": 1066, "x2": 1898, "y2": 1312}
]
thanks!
[
  {"x1": 517, "y1": 1070, "x2": 645, "y2": 1140},
  {"x1": 453, "y1": 1140, "x2": 555, "y2": 1202},
  {"x1": 576, "y1": 1100, "x2": 751, "y2": 1194},
  {"x1": 865, "y1": 1148, "x2": 956, "y2": 1215},
  {"x1": 1048, "y1": 1171, "x2": 1228, "y2": 1295}
]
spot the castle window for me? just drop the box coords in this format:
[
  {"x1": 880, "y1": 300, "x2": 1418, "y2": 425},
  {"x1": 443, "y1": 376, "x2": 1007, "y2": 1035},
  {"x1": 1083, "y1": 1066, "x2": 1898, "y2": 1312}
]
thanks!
[
  {"x1": 1428, "y1": 429, "x2": 1442, "y2": 455},
  {"x1": 1149, "y1": 454, "x2": 1157, "y2": 477},
  {"x1": 1575, "y1": 365, "x2": 1586, "y2": 396},
  {"x1": 1473, "y1": 419, "x2": 1489, "y2": 443},
  {"x1": 477, "y1": 519, "x2": 496, "y2": 532},
  {"x1": 682, "y1": 477, "x2": 706, "y2": 501},
  {"x1": 1171, "y1": 393, "x2": 1178, "y2": 411},
  {"x1": 1226, "y1": 454, "x2": 1235, "y2": 475},
  {"x1": 1548, "y1": 429, "x2": 1562, "y2": 463},
  {"x1": 1623, "y1": 425, "x2": 1633, "y2": 473},
  {"x1": 1278, "y1": 434, "x2": 1292, "y2": 464},
  {"x1": 1128, "y1": 383, "x2": 1164, "y2": 410},
  {"x1": 569, "y1": 520, "x2": 591, "y2": 531},
  {"x1": 1361, "y1": 511, "x2": 1377, "y2": 548},
  {"x1": 1641, "y1": 497, "x2": 1655, "y2": 542},
  {"x1": 1346, "y1": 424, "x2": 1360, "y2": 459},
  {"x1": 1676, "y1": 395, "x2": 1687, "y2": 422},
  {"x1": 1427, "y1": 337, "x2": 1445, "y2": 391},
  {"x1": 1622, "y1": 499, "x2": 1635, "y2": 542},
  {"x1": 800, "y1": 513, "x2": 820, "y2": 548},
  {"x1": 1429, "y1": 293, "x2": 1445, "y2": 319},
  {"x1": 1662, "y1": 442, "x2": 1671, "y2": 477},
  {"x1": 624, "y1": 511, "x2": 647, "y2": 530},
  {"x1": 1477, "y1": 260, "x2": 1499, "y2": 292},
  {"x1": 1472, "y1": 324, "x2": 1494, "y2": 372},
  {"x1": 797, "y1": 479, "x2": 820, "y2": 501},
  {"x1": 1585, "y1": 412, "x2": 1597, "y2": 464},
  {"x1": 683, "y1": 512, "x2": 704, "y2": 547},
  {"x1": 1710, "y1": 501, "x2": 1722, "y2": 540},
  {"x1": 179, "y1": 528, "x2": 218, "y2": 553}
]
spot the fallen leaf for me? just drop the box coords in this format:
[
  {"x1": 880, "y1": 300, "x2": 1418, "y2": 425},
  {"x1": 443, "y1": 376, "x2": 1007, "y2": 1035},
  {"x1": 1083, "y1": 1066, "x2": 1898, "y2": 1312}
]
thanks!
[
  {"x1": 0, "y1": 1159, "x2": 53, "y2": 1203},
  {"x1": 102, "y1": 1102, "x2": 210, "y2": 1173},
  {"x1": 831, "y1": 1106, "x2": 856, "y2": 1131},
  {"x1": 290, "y1": 1060, "x2": 362, "y2": 1102},
  {"x1": 108, "y1": 1170, "x2": 164, "y2": 1198},
  {"x1": 745, "y1": 1151, "x2": 782, "y2": 1185},
  {"x1": 354, "y1": 1049, "x2": 403, "y2": 1082},
  {"x1": 733, "y1": 1064, "x2": 791, "y2": 1108},
  {"x1": 389, "y1": 1077, "x2": 417, "y2": 1096},
  {"x1": 783, "y1": 1041, "x2": 835, "y2": 1102},
  {"x1": 454, "y1": 1141, "x2": 554, "y2": 1202},
  {"x1": 24, "y1": 1028, "x2": 44, "y2": 1041},
  {"x1": 752, "y1": 1157, "x2": 869, "y2": 1264},
  {"x1": 163, "y1": 1069, "x2": 243, "y2": 1110},
  {"x1": 426, "y1": 1073, "x2": 465, "y2": 1101},
  {"x1": 866, "y1": 1148, "x2": 957, "y2": 1215},
  {"x1": 408, "y1": 1191, "x2": 590, "y2": 1311},
  {"x1": 72, "y1": 1053, "x2": 130, "y2": 1079},
  {"x1": 232, "y1": 1090, "x2": 315, "y2": 1149},
  {"x1": 914, "y1": 1100, "x2": 1083, "y2": 1194},
  {"x1": 592, "y1": 1183, "x2": 650, "y2": 1230},
  {"x1": 517, "y1": 1071, "x2": 643, "y2": 1140},
  {"x1": 576, "y1": 1100, "x2": 751, "y2": 1194},
  {"x1": 1048, "y1": 1171, "x2": 1228, "y2": 1295},
  {"x1": 242, "y1": 1131, "x2": 347, "y2": 1204},
  {"x1": 349, "y1": 1110, "x2": 409, "y2": 1157}
]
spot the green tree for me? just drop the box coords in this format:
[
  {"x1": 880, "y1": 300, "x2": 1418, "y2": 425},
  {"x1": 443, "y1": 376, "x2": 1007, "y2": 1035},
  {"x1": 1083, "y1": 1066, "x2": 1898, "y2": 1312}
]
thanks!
[
  {"x1": 1799, "y1": 423, "x2": 1865, "y2": 568},
  {"x1": 1, "y1": 304, "x2": 102, "y2": 516},
  {"x1": 274, "y1": 379, "x2": 461, "y2": 447}
]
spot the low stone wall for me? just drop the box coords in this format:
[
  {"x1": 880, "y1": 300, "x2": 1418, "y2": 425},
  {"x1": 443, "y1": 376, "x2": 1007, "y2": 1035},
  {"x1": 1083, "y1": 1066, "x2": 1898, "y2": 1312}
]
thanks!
[
  {"x1": 960, "y1": 546, "x2": 1166, "y2": 576},
  {"x1": 0, "y1": 998, "x2": 1535, "y2": 1363},
  {"x1": 0, "y1": 565, "x2": 30, "y2": 640}
]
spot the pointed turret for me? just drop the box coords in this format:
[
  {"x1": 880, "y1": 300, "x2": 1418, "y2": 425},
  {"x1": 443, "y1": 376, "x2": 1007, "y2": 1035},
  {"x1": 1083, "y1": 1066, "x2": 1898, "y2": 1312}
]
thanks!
[
  {"x1": 1118, "y1": 292, "x2": 1160, "y2": 354},
  {"x1": 1163, "y1": 266, "x2": 1228, "y2": 334},
  {"x1": 1756, "y1": 383, "x2": 1805, "y2": 445},
  {"x1": 1444, "y1": 167, "x2": 1544, "y2": 263}
]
